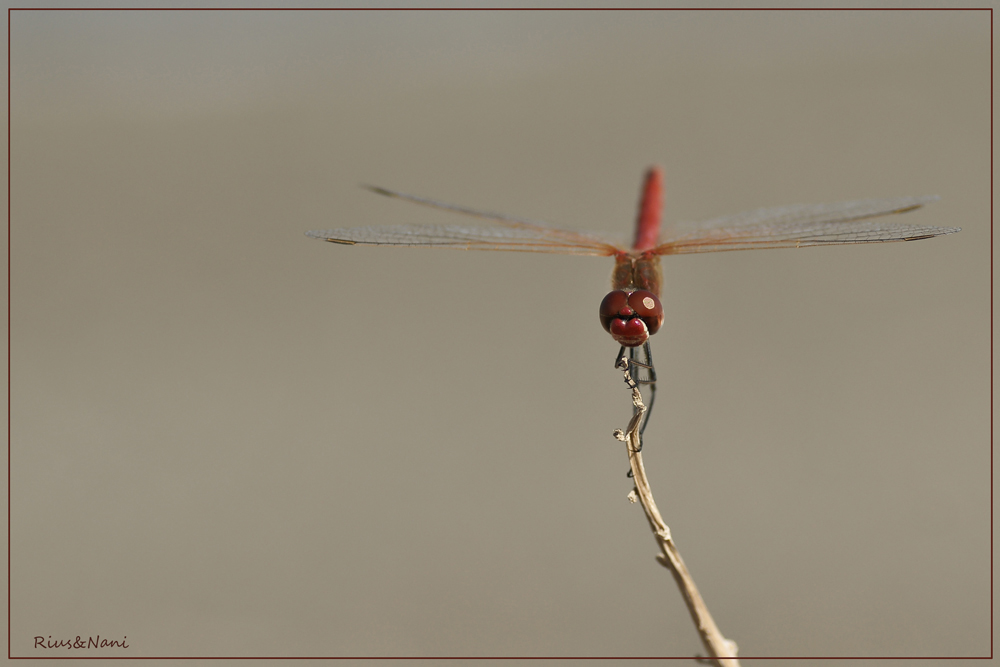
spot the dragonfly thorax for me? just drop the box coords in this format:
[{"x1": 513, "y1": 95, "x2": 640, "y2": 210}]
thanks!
[{"x1": 611, "y1": 252, "x2": 663, "y2": 295}]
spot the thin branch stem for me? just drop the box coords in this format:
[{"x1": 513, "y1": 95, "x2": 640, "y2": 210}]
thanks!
[{"x1": 614, "y1": 365, "x2": 740, "y2": 667}]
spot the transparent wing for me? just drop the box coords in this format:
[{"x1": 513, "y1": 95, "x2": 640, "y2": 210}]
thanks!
[
  {"x1": 306, "y1": 224, "x2": 621, "y2": 256},
  {"x1": 362, "y1": 185, "x2": 562, "y2": 231},
  {"x1": 653, "y1": 196, "x2": 960, "y2": 255},
  {"x1": 306, "y1": 185, "x2": 625, "y2": 256}
]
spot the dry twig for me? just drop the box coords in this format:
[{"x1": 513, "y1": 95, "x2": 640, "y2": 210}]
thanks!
[{"x1": 614, "y1": 361, "x2": 740, "y2": 666}]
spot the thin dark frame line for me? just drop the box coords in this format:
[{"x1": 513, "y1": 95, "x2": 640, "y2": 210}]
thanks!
[
  {"x1": 1, "y1": 5, "x2": 995, "y2": 9},
  {"x1": 989, "y1": 5, "x2": 995, "y2": 662},
  {"x1": 5, "y1": 5, "x2": 992, "y2": 662},
  {"x1": 6, "y1": 5, "x2": 10, "y2": 663}
]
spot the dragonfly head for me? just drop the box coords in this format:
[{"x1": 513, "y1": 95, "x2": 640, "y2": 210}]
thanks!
[{"x1": 599, "y1": 289, "x2": 664, "y2": 347}]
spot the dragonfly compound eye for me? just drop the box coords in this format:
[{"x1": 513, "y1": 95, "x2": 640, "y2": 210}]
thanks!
[
  {"x1": 627, "y1": 289, "x2": 663, "y2": 335},
  {"x1": 599, "y1": 290, "x2": 629, "y2": 332},
  {"x1": 600, "y1": 289, "x2": 658, "y2": 347}
]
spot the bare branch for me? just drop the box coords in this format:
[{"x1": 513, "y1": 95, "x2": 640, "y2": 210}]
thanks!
[{"x1": 615, "y1": 367, "x2": 740, "y2": 666}]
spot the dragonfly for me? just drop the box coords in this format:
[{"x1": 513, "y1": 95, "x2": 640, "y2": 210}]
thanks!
[{"x1": 307, "y1": 167, "x2": 960, "y2": 437}]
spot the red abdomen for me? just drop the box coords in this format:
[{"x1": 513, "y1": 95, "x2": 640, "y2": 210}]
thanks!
[{"x1": 632, "y1": 166, "x2": 664, "y2": 252}]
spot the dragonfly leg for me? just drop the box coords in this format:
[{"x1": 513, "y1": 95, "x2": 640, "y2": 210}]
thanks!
[
  {"x1": 627, "y1": 344, "x2": 658, "y2": 447},
  {"x1": 622, "y1": 342, "x2": 658, "y2": 478},
  {"x1": 638, "y1": 340, "x2": 657, "y2": 438},
  {"x1": 615, "y1": 346, "x2": 631, "y2": 375}
]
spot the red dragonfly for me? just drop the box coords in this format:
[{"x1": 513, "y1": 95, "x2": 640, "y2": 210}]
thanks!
[{"x1": 307, "y1": 167, "x2": 958, "y2": 431}]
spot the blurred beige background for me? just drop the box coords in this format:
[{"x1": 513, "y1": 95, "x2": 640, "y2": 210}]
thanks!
[{"x1": 8, "y1": 7, "x2": 991, "y2": 664}]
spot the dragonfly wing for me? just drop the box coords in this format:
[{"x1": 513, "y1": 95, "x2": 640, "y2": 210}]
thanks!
[
  {"x1": 306, "y1": 224, "x2": 622, "y2": 256},
  {"x1": 363, "y1": 185, "x2": 563, "y2": 232},
  {"x1": 654, "y1": 196, "x2": 960, "y2": 255}
]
